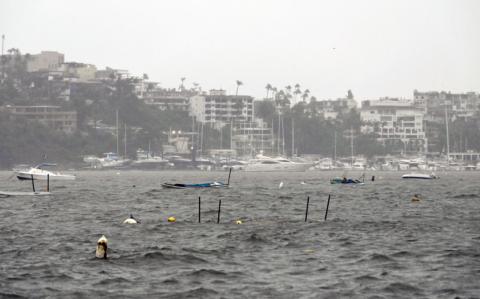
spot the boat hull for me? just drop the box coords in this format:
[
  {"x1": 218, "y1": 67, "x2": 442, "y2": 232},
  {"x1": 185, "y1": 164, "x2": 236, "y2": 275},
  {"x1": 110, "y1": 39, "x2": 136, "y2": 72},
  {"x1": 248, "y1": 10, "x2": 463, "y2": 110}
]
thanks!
[
  {"x1": 16, "y1": 172, "x2": 76, "y2": 181},
  {"x1": 244, "y1": 163, "x2": 312, "y2": 172},
  {"x1": 401, "y1": 174, "x2": 437, "y2": 179},
  {"x1": 161, "y1": 182, "x2": 227, "y2": 189}
]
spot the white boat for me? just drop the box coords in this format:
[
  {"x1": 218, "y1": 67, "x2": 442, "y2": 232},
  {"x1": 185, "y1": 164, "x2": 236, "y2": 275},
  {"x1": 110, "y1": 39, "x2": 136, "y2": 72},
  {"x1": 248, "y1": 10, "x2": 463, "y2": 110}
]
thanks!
[
  {"x1": 401, "y1": 173, "x2": 438, "y2": 180},
  {"x1": 244, "y1": 155, "x2": 313, "y2": 172},
  {"x1": 130, "y1": 149, "x2": 169, "y2": 169},
  {"x1": 352, "y1": 159, "x2": 367, "y2": 170},
  {"x1": 15, "y1": 163, "x2": 76, "y2": 181}
]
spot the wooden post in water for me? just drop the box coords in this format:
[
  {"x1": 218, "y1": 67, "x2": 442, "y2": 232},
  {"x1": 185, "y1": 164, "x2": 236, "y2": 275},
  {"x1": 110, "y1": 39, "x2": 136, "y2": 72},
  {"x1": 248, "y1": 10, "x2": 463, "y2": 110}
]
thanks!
[
  {"x1": 304, "y1": 196, "x2": 310, "y2": 222},
  {"x1": 217, "y1": 199, "x2": 222, "y2": 224},
  {"x1": 47, "y1": 174, "x2": 50, "y2": 192},
  {"x1": 198, "y1": 196, "x2": 201, "y2": 223},
  {"x1": 31, "y1": 174, "x2": 35, "y2": 192},
  {"x1": 227, "y1": 168, "x2": 232, "y2": 186},
  {"x1": 324, "y1": 194, "x2": 331, "y2": 221}
]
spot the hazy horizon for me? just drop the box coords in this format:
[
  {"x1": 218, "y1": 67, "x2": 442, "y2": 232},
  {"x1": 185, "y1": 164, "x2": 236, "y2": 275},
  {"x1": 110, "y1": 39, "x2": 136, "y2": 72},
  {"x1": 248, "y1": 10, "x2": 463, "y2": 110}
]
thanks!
[{"x1": 1, "y1": 0, "x2": 479, "y2": 102}]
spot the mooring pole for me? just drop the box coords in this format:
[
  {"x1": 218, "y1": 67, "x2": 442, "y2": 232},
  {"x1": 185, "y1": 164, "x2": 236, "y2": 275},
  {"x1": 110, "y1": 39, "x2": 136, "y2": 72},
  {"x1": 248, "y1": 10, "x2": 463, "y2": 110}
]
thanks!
[
  {"x1": 31, "y1": 174, "x2": 35, "y2": 192},
  {"x1": 227, "y1": 167, "x2": 232, "y2": 186},
  {"x1": 198, "y1": 196, "x2": 201, "y2": 223},
  {"x1": 305, "y1": 196, "x2": 310, "y2": 222},
  {"x1": 324, "y1": 194, "x2": 331, "y2": 221},
  {"x1": 217, "y1": 199, "x2": 221, "y2": 224},
  {"x1": 47, "y1": 174, "x2": 50, "y2": 192}
]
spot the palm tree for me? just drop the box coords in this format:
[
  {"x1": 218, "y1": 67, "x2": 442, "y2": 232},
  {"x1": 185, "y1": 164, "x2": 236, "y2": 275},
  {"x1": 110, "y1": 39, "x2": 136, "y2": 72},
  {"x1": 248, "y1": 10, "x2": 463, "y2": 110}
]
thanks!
[
  {"x1": 294, "y1": 85, "x2": 302, "y2": 105},
  {"x1": 265, "y1": 83, "x2": 272, "y2": 99},
  {"x1": 294, "y1": 83, "x2": 300, "y2": 90},
  {"x1": 302, "y1": 89, "x2": 310, "y2": 102},
  {"x1": 236, "y1": 80, "x2": 243, "y2": 96},
  {"x1": 272, "y1": 87, "x2": 278, "y2": 100},
  {"x1": 180, "y1": 77, "x2": 186, "y2": 91},
  {"x1": 285, "y1": 85, "x2": 292, "y2": 96},
  {"x1": 193, "y1": 82, "x2": 200, "y2": 93}
]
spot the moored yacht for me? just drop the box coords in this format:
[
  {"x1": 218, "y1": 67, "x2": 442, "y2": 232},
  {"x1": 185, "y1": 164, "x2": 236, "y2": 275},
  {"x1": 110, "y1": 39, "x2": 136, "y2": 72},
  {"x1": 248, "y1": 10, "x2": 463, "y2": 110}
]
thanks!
[
  {"x1": 130, "y1": 149, "x2": 169, "y2": 169},
  {"x1": 244, "y1": 155, "x2": 313, "y2": 172}
]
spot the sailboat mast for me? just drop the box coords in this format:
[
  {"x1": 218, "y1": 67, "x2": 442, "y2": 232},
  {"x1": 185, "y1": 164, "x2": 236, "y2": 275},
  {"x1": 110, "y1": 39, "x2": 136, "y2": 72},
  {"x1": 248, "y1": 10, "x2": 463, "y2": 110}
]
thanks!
[
  {"x1": 277, "y1": 113, "x2": 281, "y2": 155},
  {"x1": 282, "y1": 116, "x2": 285, "y2": 156},
  {"x1": 116, "y1": 110, "x2": 119, "y2": 155},
  {"x1": 334, "y1": 131, "x2": 337, "y2": 162},
  {"x1": 124, "y1": 124, "x2": 127, "y2": 159},
  {"x1": 291, "y1": 118, "x2": 295, "y2": 157},
  {"x1": 230, "y1": 119, "x2": 233, "y2": 150},
  {"x1": 445, "y1": 100, "x2": 450, "y2": 162},
  {"x1": 350, "y1": 127, "x2": 354, "y2": 166},
  {"x1": 148, "y1": 140, "x2": 151, "y2": 158},
  {"x1": 200, "y1": 122, "x2": 204, "y2": 155}
]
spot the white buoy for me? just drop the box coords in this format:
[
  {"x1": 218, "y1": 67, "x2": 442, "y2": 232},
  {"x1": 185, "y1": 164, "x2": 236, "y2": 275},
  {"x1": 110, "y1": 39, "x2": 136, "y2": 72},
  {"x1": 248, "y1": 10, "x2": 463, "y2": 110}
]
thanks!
[
  {"x1": 123, "y1": 214, "x2": 140, "y2": 224},
  {"x1": 96, "y1": 235, "x2": 108, "y2": 259},
  {"x1": 300, "y1": 181, "x2": 306, "y2": 185},
  {"x1": 279, "y1": 181, "x2": 284, "y2": 189}
]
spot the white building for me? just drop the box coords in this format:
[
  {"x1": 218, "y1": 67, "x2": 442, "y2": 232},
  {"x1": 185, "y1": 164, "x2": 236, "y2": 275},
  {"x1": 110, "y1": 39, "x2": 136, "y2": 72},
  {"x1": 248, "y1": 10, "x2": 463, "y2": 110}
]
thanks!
[
  {"x1": 26, "y1": 51, "x2": 65, "y2": 72},
  {"x1": 310, "y1": 97, "x2": 357, "y2": 119},
  {"x1": 190, "y1": 89, "x2": 254, "y2": 123},
  {"x1": 414, "y1": 90, "x2": 480, "y2": 121},
  {"x1": 361, "y1": 98, "x2": 426, "y2": 153}
]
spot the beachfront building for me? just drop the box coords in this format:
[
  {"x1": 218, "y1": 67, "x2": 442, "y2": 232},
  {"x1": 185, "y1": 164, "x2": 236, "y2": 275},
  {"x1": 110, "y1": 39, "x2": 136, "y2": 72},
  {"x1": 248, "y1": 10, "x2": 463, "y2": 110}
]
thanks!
[
  {"x1": 143, "y1": 88, "x2": 196, "y2": 111},
  {"x1": 95, "y1": 67, "x2": 130, "y2": 81},
  {"x1": 189, "y1": 89, "x2": 254, "y2": 123},
  {"x1": 2, "y1": 105, "x2": 77, "y2": 133},
  {"x1": 361, "y1": 98, "x2": 426, "y2": 153},
  {"x1": 307, "y1": 97, "x2": 357, "y2": 120},
  {"x1": 57, "y1": 62, "x2": 97, "y2": 81},
  {"x1": 413, "y1": 90, "x2": 480, "y2": 154},
  {"x1": 26, "y1": 51, "x2": 65, "y2": 72},
  {"x1": 414, "y1": 90, "x2": 480, "y2": 122}
]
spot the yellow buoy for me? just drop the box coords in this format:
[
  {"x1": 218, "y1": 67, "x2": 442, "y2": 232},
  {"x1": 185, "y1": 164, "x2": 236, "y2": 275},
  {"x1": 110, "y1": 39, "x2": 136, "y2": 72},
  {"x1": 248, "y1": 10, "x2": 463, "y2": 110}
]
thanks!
[
  {"x1": 235, "y1": 220, "x2": 243, "y2": 224},
  {"x1": 167, "y1": 216, "x2": 176, "y2": 222}
]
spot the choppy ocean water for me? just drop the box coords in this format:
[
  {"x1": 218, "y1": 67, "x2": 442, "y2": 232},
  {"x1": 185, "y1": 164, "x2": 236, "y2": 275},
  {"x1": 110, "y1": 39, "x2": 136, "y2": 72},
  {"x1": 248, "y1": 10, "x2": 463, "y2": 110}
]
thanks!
[{"x1": 0, "y1": 170, "x2": 479, "y2": 298}]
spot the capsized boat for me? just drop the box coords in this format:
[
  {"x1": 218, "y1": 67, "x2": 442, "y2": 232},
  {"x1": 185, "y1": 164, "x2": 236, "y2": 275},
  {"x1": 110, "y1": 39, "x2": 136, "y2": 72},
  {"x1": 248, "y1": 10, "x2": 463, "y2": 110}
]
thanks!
[
  {"x1": 330, "y1": 177, "x2": 364, "y2": 184},
  {"x1": 15, "y1": 163, "x2": 76, "y2": 181},
  {"x1": 401, "y1": 173, "x2": 438, "y2": 180},
  {"x1": 161, "y1": 181, "x2": 227, "y2": 189},
  {"x1": 162, "y1": 168, "x2": 232, "y2": 189}
]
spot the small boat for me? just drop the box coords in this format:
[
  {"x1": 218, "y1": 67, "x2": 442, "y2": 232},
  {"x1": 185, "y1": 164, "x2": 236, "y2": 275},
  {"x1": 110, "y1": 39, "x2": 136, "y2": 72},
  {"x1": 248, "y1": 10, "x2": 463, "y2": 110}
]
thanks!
[
  {"x1": 401, "y1": 173, "x2": 438, "y2": 179},
  {"x1": 162, "y1": 168, "x2": 232, "y2": 189},
  {"x1": 15, "y1": 163, "x2": 76, "y2": 181},
  {"x1": 330, "y1": 177, "x2": 364, "y2": 184},
  {"x1": 161, "y1": 181, "x2": 227, "y2": 189}
]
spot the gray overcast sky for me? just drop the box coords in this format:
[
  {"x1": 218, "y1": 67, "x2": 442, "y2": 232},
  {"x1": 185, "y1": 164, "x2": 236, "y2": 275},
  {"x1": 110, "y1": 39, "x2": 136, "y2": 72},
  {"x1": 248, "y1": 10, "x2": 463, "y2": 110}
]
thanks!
[{"x1": 1, "y1": 0, "x2": 479, "y2": 103}]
